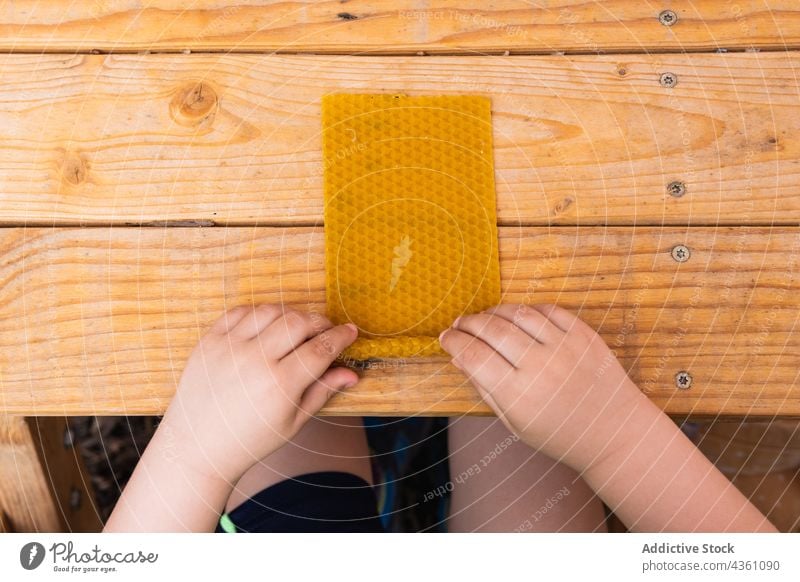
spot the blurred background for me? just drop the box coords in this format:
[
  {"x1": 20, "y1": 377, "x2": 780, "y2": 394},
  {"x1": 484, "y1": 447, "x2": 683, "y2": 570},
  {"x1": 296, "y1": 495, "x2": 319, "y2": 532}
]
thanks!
[{"x1": 29, "y1": 416, "x2": 798, "y2": 533}]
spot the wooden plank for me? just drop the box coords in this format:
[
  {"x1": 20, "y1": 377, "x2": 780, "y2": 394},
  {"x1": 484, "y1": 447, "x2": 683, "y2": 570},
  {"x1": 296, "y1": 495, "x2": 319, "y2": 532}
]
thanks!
[
  {"x1": 0, "y1": 1, "x2": 798, "y2": 54},
  {"x1": 0, "y1": 415, "x2": 102, "y2": 532},
  {"x1": 2, "y1": 52, "x2": 799, "y2": 227},
  {"x1": 0, "y1": 226, "x2": 798, "y2": 418},
  {"x1": 0, "y1": 415, "x2": 61, "y2": 531}
]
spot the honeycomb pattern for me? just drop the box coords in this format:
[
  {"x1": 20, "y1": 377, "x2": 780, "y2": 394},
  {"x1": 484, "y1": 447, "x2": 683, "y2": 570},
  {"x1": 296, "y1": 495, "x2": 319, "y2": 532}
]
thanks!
[{"x1": 322, "y1": 94, "x2": 501, "y2": 359}]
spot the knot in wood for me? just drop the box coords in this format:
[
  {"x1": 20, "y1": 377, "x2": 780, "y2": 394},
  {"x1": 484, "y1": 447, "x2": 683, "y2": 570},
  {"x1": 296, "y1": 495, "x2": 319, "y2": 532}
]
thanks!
[
  {"x1": 61, "y1": 151, "x2": 88, "y2": 185},
  {"x1": 170, "y1": 81, "x2": 219, "y2": 127}
]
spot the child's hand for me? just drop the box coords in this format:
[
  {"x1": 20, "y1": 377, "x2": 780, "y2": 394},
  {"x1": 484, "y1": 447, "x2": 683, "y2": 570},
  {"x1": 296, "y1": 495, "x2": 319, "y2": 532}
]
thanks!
[
  {"x1": 439, "y1": 304, "x2": 648, "y2": 473},
  {"x1": 161, "y1": 305, "x2": 359, "y2": 483}
]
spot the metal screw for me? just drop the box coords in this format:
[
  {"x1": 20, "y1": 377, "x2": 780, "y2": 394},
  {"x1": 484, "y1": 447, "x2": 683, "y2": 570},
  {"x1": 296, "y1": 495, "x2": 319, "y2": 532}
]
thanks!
[
  {"x1": 659, "y1": 10, "x2": 678, "y2": 26},
  {"x1": 62, "y1": 426, "x2": 75, "y2": 449},
  {"x1": 675, "y1": 371, "x2": 693, "y2": 389},
  {"x1": 69, "y1": 487, "x2": 82, "y2": 511},
  {"x1": 660, "y1": 72, "x2": 678, "y2": 88},
  {"x1": 667, "y1": 181, "x2": 686, "y2": 197},
  {"x1": 671, "y1": 244, "x2": 691, "y2": 262}
]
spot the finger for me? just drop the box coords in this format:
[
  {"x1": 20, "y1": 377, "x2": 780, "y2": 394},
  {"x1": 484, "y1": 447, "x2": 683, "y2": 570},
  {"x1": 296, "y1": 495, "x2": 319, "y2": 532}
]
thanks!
[
  {"x1": 208, "y1": 306, "x2": 250, "y2": 335},
  {"x1": 482, "y1": 304, "x2": 564, "y2": 344},
  {"x1": 531, "y1": 304, "x2": 581, "y2": 333},
  {"x1": 439, "y1": 328, "x2": 515, "y2": 391},
  {"x1": 296, "y1": 367, "x2": 359, "y2": 419},
  {"x1": 230, "y1": 304, "x2": 285, "y2": 339},
  {"x1": 279, "y1": 323, "x2": 358, "y2": 387},
  {"x1": 452, "y1": 313, "x2": 536, "y2": 367},
  {"x1": 259, "y1": 310, "x2": 334, "y2": 359}
]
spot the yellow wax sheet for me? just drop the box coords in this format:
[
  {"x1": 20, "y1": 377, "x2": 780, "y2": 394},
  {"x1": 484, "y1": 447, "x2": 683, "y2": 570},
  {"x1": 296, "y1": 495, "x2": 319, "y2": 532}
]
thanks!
[{"x1": 322, "y1": 94, "x2": 501, "y2": 360}]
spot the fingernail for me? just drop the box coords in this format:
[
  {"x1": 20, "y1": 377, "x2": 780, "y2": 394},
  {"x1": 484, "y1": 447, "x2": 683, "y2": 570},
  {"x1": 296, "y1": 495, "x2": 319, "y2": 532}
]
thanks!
[
  {"x1": 439, "y1": 329, "x2": 448, "y2": 343},
  {"x1": 453, "y1": 316, "x2": 462, "y2": 328},
  {"x1": 345, "y1": 323, "x2": 358, "y2": 335},
  {"x1": 344, "y1": 379, "x2": 358, "y2": 389}
]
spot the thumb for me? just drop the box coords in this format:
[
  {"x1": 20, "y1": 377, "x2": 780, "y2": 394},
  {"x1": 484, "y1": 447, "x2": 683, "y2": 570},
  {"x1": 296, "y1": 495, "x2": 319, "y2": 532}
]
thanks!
[{"x1": 296, "y1": 366, "x2": 359, "y2": 419}]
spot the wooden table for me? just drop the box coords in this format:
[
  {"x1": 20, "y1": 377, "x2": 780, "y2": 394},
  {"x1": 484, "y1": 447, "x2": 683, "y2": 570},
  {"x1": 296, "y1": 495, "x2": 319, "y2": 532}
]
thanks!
[{"x1": 1, "y1": 1, "x2": 799, "y2": 531}]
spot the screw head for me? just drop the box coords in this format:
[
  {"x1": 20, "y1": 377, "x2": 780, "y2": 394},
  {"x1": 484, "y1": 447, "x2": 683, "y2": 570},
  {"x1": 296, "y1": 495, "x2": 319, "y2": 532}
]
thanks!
[
  {"x1": 667, "y1": 181, "x2": 686, "y2": 197},
  {"x1": 675, "y1": 371, "x2": 693, "y2": 389},
  {"x1": 671, "y1": 244, "x2": 691, "y2": 262},
  {"x1": 659, "y1": 10, "x2": 678, "y2": 26},
  {"x1": 660, "y1": 72, "x2": 678, "y2": 88}
]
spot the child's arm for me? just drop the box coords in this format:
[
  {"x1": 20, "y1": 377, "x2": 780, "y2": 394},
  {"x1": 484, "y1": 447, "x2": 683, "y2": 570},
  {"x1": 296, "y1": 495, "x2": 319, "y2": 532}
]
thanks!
[
  {"x1": 439, "y1": 304, "x2": 776, "y2": 532},
  {"x1": 104, "y1": 305, "x2": 359, "y2": 532}
]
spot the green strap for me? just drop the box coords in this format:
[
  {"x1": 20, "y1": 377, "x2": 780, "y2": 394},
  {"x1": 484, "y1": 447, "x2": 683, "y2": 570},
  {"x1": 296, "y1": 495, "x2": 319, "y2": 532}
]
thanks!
[{"x1": 219, "y1": 513, "x2": 237, "y2": 533}]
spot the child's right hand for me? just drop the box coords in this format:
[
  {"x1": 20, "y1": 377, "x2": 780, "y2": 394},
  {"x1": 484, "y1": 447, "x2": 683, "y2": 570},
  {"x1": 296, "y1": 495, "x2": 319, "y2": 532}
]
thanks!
[
  {"x1": 441, "y1": 304, "x2": 777, "y2": 533},
  {"x1": 439, "y1": 303, "x2": 651, "y2": 473}
]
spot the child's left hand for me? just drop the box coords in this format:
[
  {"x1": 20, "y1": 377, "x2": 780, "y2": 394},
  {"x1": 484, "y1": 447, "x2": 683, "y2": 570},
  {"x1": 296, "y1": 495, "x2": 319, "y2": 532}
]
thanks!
[{"x1": 160, "y1": 304, "x2": 359, "y2": 483}]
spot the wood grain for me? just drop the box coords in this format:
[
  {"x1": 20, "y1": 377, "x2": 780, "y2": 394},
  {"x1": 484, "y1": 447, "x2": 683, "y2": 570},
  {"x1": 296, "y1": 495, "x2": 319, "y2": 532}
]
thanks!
[
  {"x1": 0, "y1": 415, "x2": 100, "y2": 532},
  {"x1": 1, "y1": 52, "x2": 799, "y2": 226},
  {"x1": 0, "y1": 1, "x2": 798, "y2": 54},
  {"x1": 0, "y1": 415, "x2": 61, "y2": 531},
  {"x1": 1, "y1": 226, "x2": 798, "y2": 417}
]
